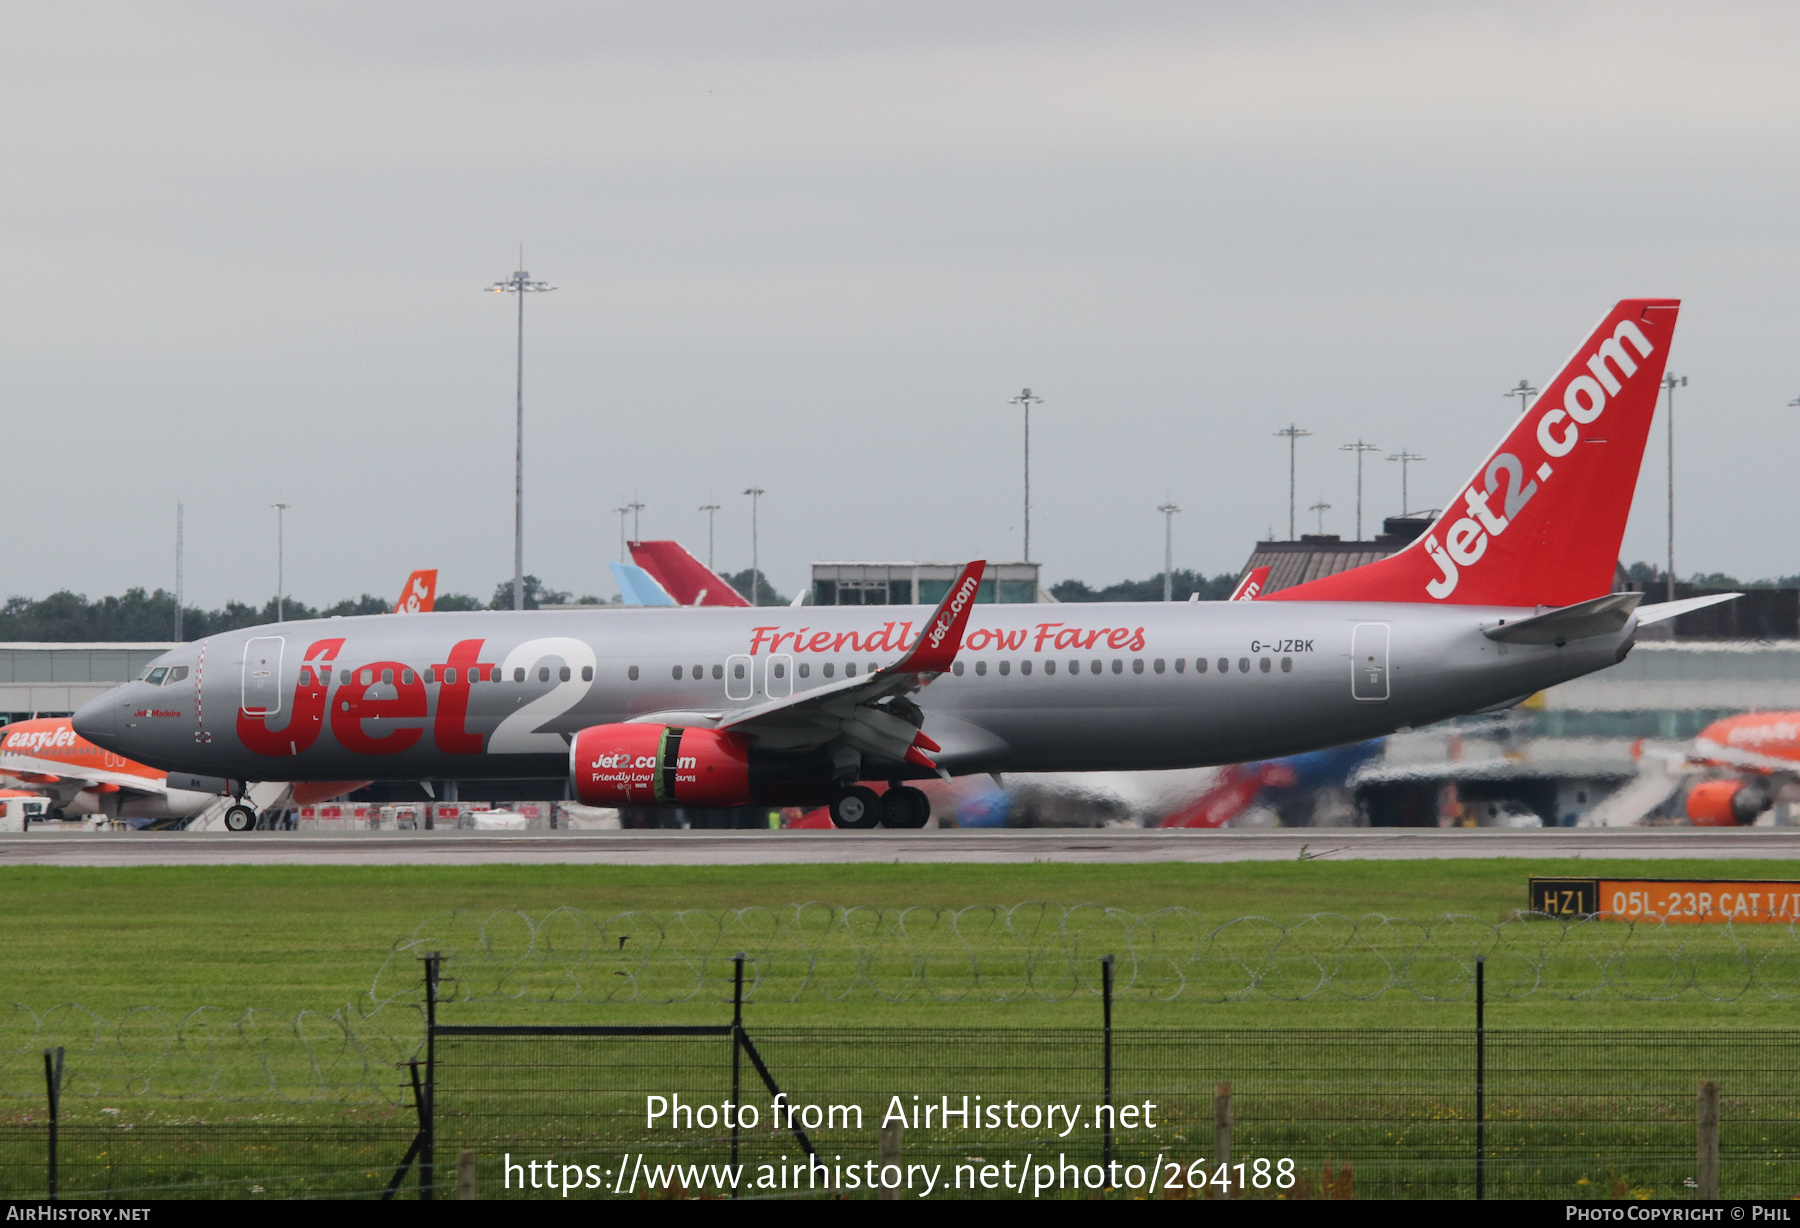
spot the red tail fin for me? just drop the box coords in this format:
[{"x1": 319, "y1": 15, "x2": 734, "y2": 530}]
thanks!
[
  {"x1": 1230, "y1": 566, "x2": 1271, "y2": 602},
  {"x1": 1267, "y1": 299, "x2": 1678, "y2": 607},
  {"x1": 394, "y1": 569, "x2": 437, "y2": 613},
  {"x1": 629, "y1": 541, "x2": 752, "y2": 607}
]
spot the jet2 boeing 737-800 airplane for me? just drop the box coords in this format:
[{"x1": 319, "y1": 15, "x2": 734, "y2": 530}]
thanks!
[{"x1": 74, "y1": 299, "x2": 1734, "y2": 829}]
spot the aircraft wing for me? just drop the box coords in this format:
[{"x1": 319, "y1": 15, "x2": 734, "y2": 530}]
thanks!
[{"x1": 633, "y1": 561, "x2": 986, "y2": 775}]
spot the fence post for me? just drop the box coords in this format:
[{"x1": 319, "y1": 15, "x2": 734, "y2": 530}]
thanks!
[
  {"x1": 879, "y1": 1124, "x2": 903, "y2": 1201},
  {"x1": 1476, "y1": 955, "x2": 1485, "y2": 1202},
  {"x1": 732, "y1": 952, "x2": 745, "y2": 1196},
  {"x1": 43, "y1": 1047, "x2": 62, "y2": 1202},
  {"x1": 1212, "y1": 1083, "x2": 1232, "y2": 1200},
  {"x1": 421, "y1": 951, "x2": 439, "y2": 1202},
  {"x1": 1101, "y1": 954, "x2": 1114, "y2": 1173},
  {"x1": 457, "y1": 1150, "x2": 477, "y2": 1199},
  {"x1": 1697, "y1": 1081, "x2": 1720, "y2": 1199}
]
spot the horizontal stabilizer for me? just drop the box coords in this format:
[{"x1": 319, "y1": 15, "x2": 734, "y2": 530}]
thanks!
[
  {"x1": 1635, "y1": 592, "x2": 1742, "y2": 626},
  {"x1": 1482, "y1": 592, "x2": 1641, "y2": 645}
]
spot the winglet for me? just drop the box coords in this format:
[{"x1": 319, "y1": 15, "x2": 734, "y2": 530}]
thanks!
[
  {"x1": 1229, "y1": 566, "x2": 1270, "y2": 602},
  {"x1": 893, "y1": 561, "x2": 986, "y2": 676}
]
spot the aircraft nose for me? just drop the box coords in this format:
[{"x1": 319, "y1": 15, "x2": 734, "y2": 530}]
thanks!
[{"x1": 73, "y1": 691, "x2": 121, "y2": 747}]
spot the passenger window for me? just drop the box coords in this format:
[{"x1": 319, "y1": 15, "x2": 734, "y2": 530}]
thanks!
[
  {"x1": 629, "y1": 666, "x2": 640, "y2": 681},
  {"x1": 1045, "y1": 659, "x2": 1056, "y2": 675},
  {"x1": 582, "y1": 666, "x2": 594, "y2": 682},
  {"x1": 381, "y1": 669, "x2": 393, "y2": 685},
  {"x1": 167, "y1": 666, "x2": 189, "y2": 683},
  {"x1": 1238, "y1": 658, "x2": 1249, "y2": 673},
  {"x1": 1281, "y1": 657, "x2": 1293, "y2": 673},
  {"x1": 1090, "y1": 660, "x2": 1101, "y2": 675},
  {"x1": 1153, "y1": 659, "x2": 1165, "y2": 674},
  {"x1": 445, "y1": 668, "x2": 458, "y2": 685},
  {"x1": 1020, "y1": 660, "x2": 1032, "y2": 676},
  {"x1": 298, "y1": 668, "x2": 313, "y2": 687},
  {"x1": 1175, "y1": 658, "x2": 1186, "y2": 674},
  {"x1": 691, "y1": 664, "x2": 702, "y2": 680},
  {"x1": 998, "y1": 660, "x2": 1010, "y2": 676},
  {"x1": 340, "y1": 670, "x2": 351, "y2": 685},
  {"x1": 712, "y1": 664, "x2": 724, "y2": 680},
  {"x1": 402, "y1": 669, "x2": 415, "y2": 685},
  {"x1": 145, "y1": 667, "x2": 169, "y2": 686},
  {"x1": 1217, "y1": 659, "x2": 1229, "y2": 674},
  {"x1": 868, "y1": 662, "x2": 878, "y2": 674},
  {"x1": 773, "y1": 662, "x2": 786, "y2": 679},
  {"x1": 951, "y1": 662, "x2": 962, "y2": 677},
  {"x1": 733, "y1": 663, "x2": 746, "y2": 680},
  {"x1": 1132, "y1": 659, "x2": 1144, "y2": 674},
  {"x1": 538, "y1": 666, "x2": 549, "y2": 683},
  {"x1": 423, "y1": 668, "x2": 435, "y2": 684},
  {"x1": 559, "y1": 665, "x2": 570, "y2": 682},
  {"x1": 361, "y1": 669, "x2": 374, "y2": 686},
  {"x1": 1260, "y1": 657, "x2": 1271, "y2": 673},
  {"x1": 513, "y1": 668, "x2": 525, "y2": 683},
  {"x1": 672, "y1": 665, "x2": 683, "y2": 681},
  {"x1": 799, "y1": 663, "x2": 810, "y2": 679},
  {"x1": 846, "y1": 663, "x2": 858, "y2": 678},
  {"x1": 1070, "y1": 660, "x2": 1080, "y2": 675},
  {"x1": 975, "y1": 661, "x2": 987, "y2": 677},
  {"x1": 1112, "y1": 660, "x2": 1123, "y2": 674},
  {"x1": 826, "y1": 663, "x2": 837, "y2": 678}
]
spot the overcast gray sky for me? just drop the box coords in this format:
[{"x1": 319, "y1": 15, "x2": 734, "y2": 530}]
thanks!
[{"x1": 4, "y1": 2, "x2": 1798, "y2": 609}]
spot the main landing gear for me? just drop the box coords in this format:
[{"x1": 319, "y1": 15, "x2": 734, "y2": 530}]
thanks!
[{"x1": 828, "y1": 785, "x2": 930, "y2": 830}]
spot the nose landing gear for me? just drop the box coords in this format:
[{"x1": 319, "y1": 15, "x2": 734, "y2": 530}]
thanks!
[{"x1": 223, "y1": 804, "x2": 257, "y2": 832}]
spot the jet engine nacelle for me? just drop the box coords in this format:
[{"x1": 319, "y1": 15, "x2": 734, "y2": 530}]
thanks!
[
  {"x1": 1686, "y1": 779, "x2": 1770, "y2": 827},
  {"x1": 570, "y1": 723, "x2": 752, "y2": 807}
]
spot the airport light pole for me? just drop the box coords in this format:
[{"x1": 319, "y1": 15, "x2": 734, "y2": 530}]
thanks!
[
  {"x1": 614, "y1": 506, "x2": 631, "y2": 565},
  {"x1": 744, "y1": 487, "x2": 765, "y2": 606},
  {"x1": 1663, "y1": 374, "x2": 1687, "y2": 603},
  {"x1": 271, "y1": 502, "x2": 291, "y2": 622},
  {"x1": 1387, "y1": 450, "x2": 1426, "y2": 517},
  {"x1": 174, "y1": 503, "x2": 184, "y2": 641},
  {"x1": 1157, "y1": 503, "x2": 1180, "y2": 601},
  {"x1": 486, "y1": 254, "x2": 555, "y2": 611},
  {"x1": 1504, "y1": 379, "x2": 1539, "y2": 416},
  {"x1": 699, "y1": 503, "x2": 721, "y2": 571},
  {"x1": 1273, "y1": 424, "x2": 1311, "y2": 540},
  {"x1": 1309, "y1": 501, "x2": 1331, "y2": 535},
  {"x1": 1010, "y1": 389, "x2": 1042, "y2": 562},
  {"x1": 1338, "y1": 440, "x2": 1380, "y2": 541},
  {"x1": 625, "y1": 500, "x2": 645, "y2": 545}
]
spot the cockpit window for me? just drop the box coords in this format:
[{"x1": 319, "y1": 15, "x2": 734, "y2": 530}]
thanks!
[
  {"x1": 165, "y1": 666, "x2": 189, "y2": 684},
  {"x1": 145, "y1": 667, "x2": 169, "y2": 686}
]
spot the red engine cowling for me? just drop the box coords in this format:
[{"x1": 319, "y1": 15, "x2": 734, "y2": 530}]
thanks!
[
  {"x1": 1686, "y1": 779, "x2": 1766, "y2": 827},
  {"x1": 570, "y1": 724, "x2": 752, "y2": 807}
]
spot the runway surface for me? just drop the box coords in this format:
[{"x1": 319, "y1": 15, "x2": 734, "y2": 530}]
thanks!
[{"x1": 4, "y1": 828, "x2": 1800, "y2": 866}]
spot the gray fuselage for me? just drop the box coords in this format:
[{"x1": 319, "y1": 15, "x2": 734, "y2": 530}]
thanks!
[{"x1": 72, "y1": 601, "x2": 1629, "y2": 785}]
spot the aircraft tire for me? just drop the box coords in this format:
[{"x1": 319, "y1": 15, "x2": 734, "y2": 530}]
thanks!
[
  {"x1": 829, "y1": 787, "x2": 881, "y2": 830},
  {"x1": 881, "y1": 786, "x2": 930, "y2": 829},
  {"x1": 223, "y1": 804, "x2": 257, "y2": 833}
]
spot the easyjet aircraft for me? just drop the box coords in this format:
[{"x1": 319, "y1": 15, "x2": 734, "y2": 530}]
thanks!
[
  {"x1": 0, "y1": 717, "x2": 236, "y2": 823},
  {"x1": 1681, "y1": 713, "x2": 1800, "y2": 826},
  {"x1": 75, "y1": 300, "x2": 1735, "y2": 830}
]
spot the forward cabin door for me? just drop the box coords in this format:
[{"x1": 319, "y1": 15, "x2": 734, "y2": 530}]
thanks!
[
  {"x1": 1351, "y1": 623, "x2": 1390, "y2": 702},
  {"x1": 242, "y1": 637, "x2": 285, "y2": 716}
]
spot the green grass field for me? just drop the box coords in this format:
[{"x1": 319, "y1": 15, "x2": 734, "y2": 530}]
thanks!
[{"x1": 5, "y1": 857, "x2": 1800, "y2": 1030}]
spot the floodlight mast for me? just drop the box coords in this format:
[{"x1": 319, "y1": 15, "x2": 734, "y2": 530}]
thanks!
[
  {"x1": 699, "y1": 503, "x2": 721, "y2": 571},
  {"x1": 744, "y1": 487, "x2": 766, "y2": 606},
  {"x1": 174, "y1": 503, "x2": 184, "y2": 641},
  {"x1": 1505, "y1": 379, "x2": 1538, "y2": 416},
  {"x1": 1309, "y1": 501, "x2": 1331, "y2": 535},
  {"x1": 486, "y1": 252, "x2": 556, "y2": 611},
  {"x1": 1157, "y1": 503, "x2": 1180, "y2": 601},
  {"x1": 1386, "y1": 450, "x2": 1426, "y2": 517},
  {"x1": 1663, "y1": 375, "x2": 1687, "y2": 603},
  {"x1": 271, "y1": 502, "x2": 292, "y2": 622},
  {"x1": 1338, "y1": 440, "x2": 1380, "y2": 540},
  {"x1": 1010, "y1": 389, "x2": 1043, "y2": 563},
  {"x1": 1273, "y1": 424, "x2": 1311, "y2": 540}
]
